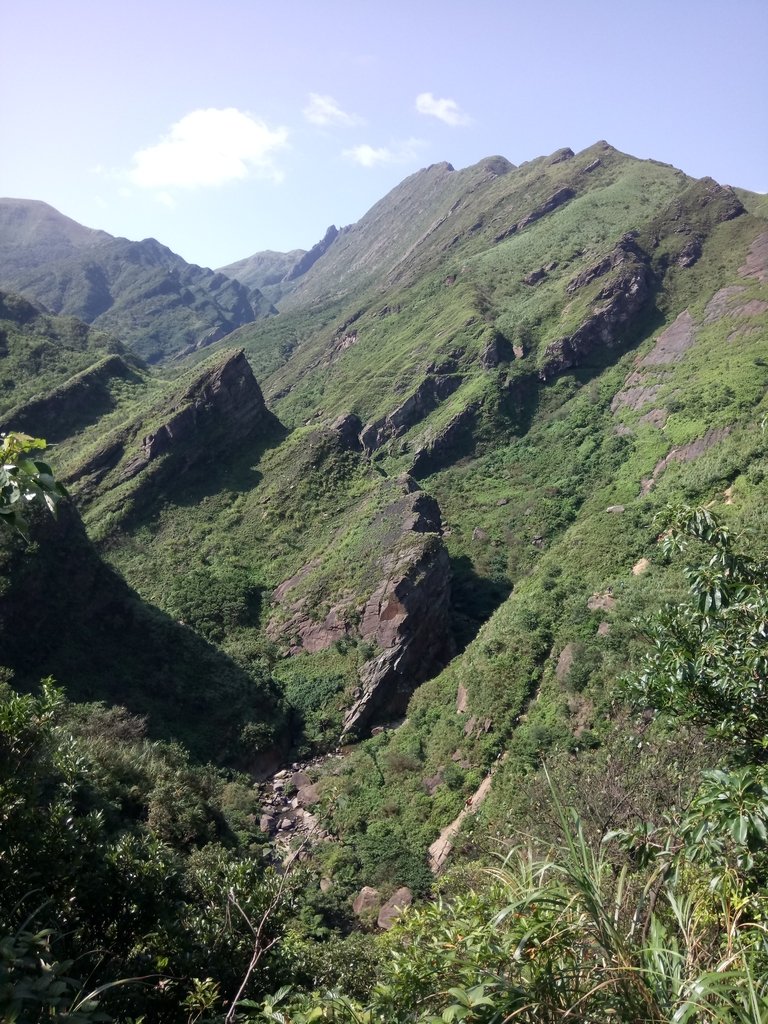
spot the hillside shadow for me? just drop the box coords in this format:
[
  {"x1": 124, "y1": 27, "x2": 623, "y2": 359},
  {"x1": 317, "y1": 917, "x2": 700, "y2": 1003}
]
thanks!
[
  {"x1": 122, "y1": 415, "x2": 289, "y2": 533},
  {"x1": 449, "y1": 554, "x2": 512, "y2": 653},
  {"x1": 2, "y1": 363, "x2": 146, "y2": 443},
  {"x1": 1, "y1": 503, "x2": 288, "y2": 769}
]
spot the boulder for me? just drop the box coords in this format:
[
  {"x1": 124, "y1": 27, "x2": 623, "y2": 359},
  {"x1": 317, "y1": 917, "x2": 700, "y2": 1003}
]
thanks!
[
  {"x1": 423, "y1": 769, "x2": 445, "y2": 796},
  {"x1": 353, "y1": 886, "x2": 382, "y2": 917},
  {"x1": 297, "y1": 783, "x2": 321, "y2": 807},
  {"x1": 377, "y1": 887, "x2": 412, "y2": 930}
]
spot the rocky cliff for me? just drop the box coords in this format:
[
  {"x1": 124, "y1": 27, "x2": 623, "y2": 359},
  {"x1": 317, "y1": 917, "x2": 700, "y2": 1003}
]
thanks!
[
  {"x1": 269, "y1": 477, "x2": 453, "y2": 737},
  {"x1": 68, "y1": 349, "x2": 278, "y2": 506}
]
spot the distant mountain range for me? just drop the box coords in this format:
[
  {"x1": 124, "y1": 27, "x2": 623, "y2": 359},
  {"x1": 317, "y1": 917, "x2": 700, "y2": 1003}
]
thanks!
[{"x1": 0, "y1": 198, "x2": 275, "y2": 362}]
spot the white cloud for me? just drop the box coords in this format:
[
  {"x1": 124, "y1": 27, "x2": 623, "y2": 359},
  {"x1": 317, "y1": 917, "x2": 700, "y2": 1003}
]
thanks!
[
  {"x1": 342, "y1": 138, "x2": 426, "y2": 168},
  {"x1": 303, "y1": 93, "x2": 361, "y2": 127},
  {"x1": 128, "y1": 108, "x2": 288, "y2": 190},
  {"x1": 415, "y1": 92, "x2": 471, "y2": 127}
]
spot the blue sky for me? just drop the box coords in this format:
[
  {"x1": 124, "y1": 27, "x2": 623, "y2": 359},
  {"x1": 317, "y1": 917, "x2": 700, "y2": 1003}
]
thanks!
[{"x1": 2, "y1": 0, "x2": 766, "y2": 269}]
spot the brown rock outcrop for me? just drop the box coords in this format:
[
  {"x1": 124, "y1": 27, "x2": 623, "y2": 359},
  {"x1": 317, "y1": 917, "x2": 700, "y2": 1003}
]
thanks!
[
  {"x1": 566, "y1": 234, "x2": 646, "y2": 295},
  {"x1": 494, "y1": 187, "x2": 576, "y2": 242},
  {"x1": 640, "y1": 310, "x2": 696, "y2": 365},
  {"x1": 547, "y1": 147, "x2": 575, "y2": 165},
  {"x1": 517, "y1": 187, "x2": 576, "y2": 232},
  {"x1": 329, "y1": 412, "x2": 363, "y2": 450},
  {"x1": 343, "y1": 525, "x2": 453, "y2": 737},
  {"x1": 119, "y1": 349, "x2": 269, "y2": 482},
  {"x1": 270, "y1": 481, "x2": 452, "y2": 735},
  {"x1": 539, "y1": 251, "x2": 651, "y2": 381},
  {"x1": 480, "y1": 332, "x2": 515, "y2": 369},
  {"x1": 739, "y1": 231, "x2": 768, "y2": 283},
  {"x1": 641, "y1": 427, "x2": 732, "y2": 494},
  {"x1": 610, "y1": 378, "x2": 661, "y2": 414},
  {"x1": 360, "y1": 373, "x2": 462, "y2": 452},
  {"x1": 68, "y1": 350, "x2": 275, "y2": 503}
]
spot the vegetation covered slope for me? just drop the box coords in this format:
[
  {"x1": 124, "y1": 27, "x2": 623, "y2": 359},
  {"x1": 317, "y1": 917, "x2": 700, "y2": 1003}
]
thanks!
[
  {"x1": 1, "y1": 140, "x2": 768, "y2": 1020},
  {"x1": 0, "y1": 198, "x2": 274, "y2": 362}
]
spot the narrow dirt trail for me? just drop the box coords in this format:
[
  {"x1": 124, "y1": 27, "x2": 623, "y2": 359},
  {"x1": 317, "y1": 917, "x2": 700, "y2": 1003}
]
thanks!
[{"x1": 428, "y1": 759, "x2": 502, "y2": 873}]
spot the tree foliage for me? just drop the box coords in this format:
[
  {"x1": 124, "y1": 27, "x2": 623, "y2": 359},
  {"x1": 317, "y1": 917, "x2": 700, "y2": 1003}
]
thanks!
[
  {"x1": 626, "y1": 504, "x2": 768, "y2": 761},
  {"x1": 0, "y1": 431, "x2": 68, "y2": 538}
]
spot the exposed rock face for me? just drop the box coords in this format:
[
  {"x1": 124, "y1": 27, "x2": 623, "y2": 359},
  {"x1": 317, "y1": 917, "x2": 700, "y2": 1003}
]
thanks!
[
  {"x1": 270, "y1": 480, "x2": 452, "y2": 736},
  {"x1": 641, "y1": 427, "x2": 732, "y2": 494},
  {"x1": 456, "y1": 683, "x2": 469, "y2": 714},
  {"x1": 285, "y1": 225, "x2": 339, "y2": 280},
  {"x1": 121, "y1": 350, "x2": 270, "y2": 481},
  {"x1": 739, "y1": 231, "x2": 768, "y2": 282},
  {"x1": 610, "y1": 376, "x2": 661, "y2": 414},
  {"x1": 494, "y1": 187, "x2": 576, "y2": 242},
  {"x1": 342, "y1": 503, "x2": 453, "y2": 737},
  {"x1": 360, "y1": 373, "x2": 462, "y2": 452},
  {"x1": 517, "y1": 187, "x2": 576, "y2": 232},
  {"x1": 69, "y1": 350, "x2": 275, "y2": 502},
  {"x1": 539, "y1": 247, "x2": 651, "y2": 381},
  {"x1": 329, "y1": 413, "x2": 363, "y2": 451},
  {"x1": 523, "y1": 268, "x2": 547, "y2": 286},
  {"x1": 547, "y1": 147, "x2": 575, "y2": 165},
  {"x1": 640, "y1": 310, "x2": 696, "y2": 365},
  {"x1": 648, "y1": 179, "x2": 744, "y2": 271},
  {"x1": 556, "y1": 643, "x2": 577, "y2": 683},
  {"x1": 480, "y1": 332, "x2": 515, "y2": 369},
  {"x1": 677, "y1": 236, "x2": 703, "y2": 268},
  {"x1": 410, "y1": 403, "x2": 478, "y2": 478},
  {"x1": 566, "y1": 234, "x2": 646, "y2": 295}
]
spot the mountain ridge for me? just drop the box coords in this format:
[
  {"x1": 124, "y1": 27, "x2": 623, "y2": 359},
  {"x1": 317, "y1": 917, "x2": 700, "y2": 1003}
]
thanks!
[{"x1": 0, "y1": 198, "x2": 275, "y2": 363}]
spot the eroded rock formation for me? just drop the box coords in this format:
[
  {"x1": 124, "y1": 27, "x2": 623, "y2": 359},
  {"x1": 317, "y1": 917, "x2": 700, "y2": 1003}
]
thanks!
[
  {"x1": 271, "y1": 479, "x2": 452, "y2": 737},
  {"x1": 539, "y1": 247, "x2": 651, "y2": 381},
  {"x1": 360, "y1": 373, "x2": 462, "y2": 452},
  {"x1": 69, "y1": 349, "x2": 276, "y2": 501}
]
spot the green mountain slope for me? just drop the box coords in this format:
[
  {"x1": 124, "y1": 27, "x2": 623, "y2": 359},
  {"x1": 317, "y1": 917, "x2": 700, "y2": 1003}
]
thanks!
[
  {"x1": 1, "y1": 142, "x2": 767, "y2": 896},
  {"x1": 0, "y1": 199, "x2": 275, "y2": 362}
]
